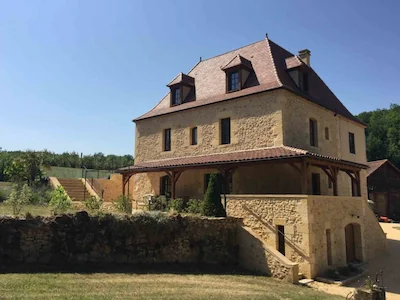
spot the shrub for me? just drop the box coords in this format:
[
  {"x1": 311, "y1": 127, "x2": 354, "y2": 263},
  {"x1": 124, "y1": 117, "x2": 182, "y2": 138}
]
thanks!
[
  {"x1": 30, "y1": 184, "x2": 52, "y2": 205},
  {"x1": 202, "y1": 173, "x2": 226, "y2": 217},
  {"x1": 113, "y1": 195, "x2": 132, "y2": 214},
  {"x1": 49, "y1": 186, "x2": 72, "y2": 215},
  {"x1": 168, "y1": 198, "x2": 185, "y2": 213},
  {"x1": 84, "y1": 196, "x2": 104, "y2": 213},
  {"x1": 5, "y1": 183, "x2": 31, "y2": 215},
  {"x1": 148, "y1": 196, "x2": 169, "y2": 211},
  {"x1": 0, "y1": 190, "x2": 7, "y2": 202},
  {"x1": 185, "y1": 199, "x2": 203, "y2": 214}
]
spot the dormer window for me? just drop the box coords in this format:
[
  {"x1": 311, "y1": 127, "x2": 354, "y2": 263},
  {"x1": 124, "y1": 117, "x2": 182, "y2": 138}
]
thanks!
[
  {"x1": 222, "y1": 55, "x2": 253, "y2": 93},
  {"x1": 228, "y1": 71, "x2": 240, "y2": 92},
  {"x1": 289, "y1": 69, "x2": 309, "y2": 93},
  {"x1": 171, "y1": 87, "x2": 181, "y2": 106},
  {"x1": 167, "y1": 73, "x2": 195, "y2": 107}
]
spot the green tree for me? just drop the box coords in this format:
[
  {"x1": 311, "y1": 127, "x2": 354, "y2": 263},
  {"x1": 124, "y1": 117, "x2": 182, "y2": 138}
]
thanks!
[
  {"x1": 5, "y1": 184, "x2": 30, "y2": 215},
  {"x1": 357, "y1": 104, "x2": 400, "y2": 168},
  {"x1": 49, "y1": 186, "x2": 72, "y2": 215},
  {"x1": 202, "y1": 173, "x2": 226, "y2": 217}
]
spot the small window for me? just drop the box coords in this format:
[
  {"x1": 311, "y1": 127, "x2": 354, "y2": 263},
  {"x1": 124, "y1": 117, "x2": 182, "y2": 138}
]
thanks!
[
  {"x1": 163, "y1": 128, "x2": 171, "y2": 151},
  {"x1": 325, "y1": 127, "x2": 329, "y2": 140},
  {"x1": 220, "y1": 118, "x2": 231, "y2": 145},
  {"x1": 228, "y1": 71, "x2": 240, "y2": 92},
  {"x1": 191, "y1": 127, "x2": 198, "y2": 145},
  {"x1": 171, "y1": 87, "x2": 181, "y2": 106},
  {"x1": 277, "y1": 225, "x2": 285, "y2": 256},
  {"x1": 312, "y1": 173, "x2": 321, "y2": 195},
  {"x1": 309, "y1": 119, "x2": 318, "y2": 147},
  {"x1": 349, "y1": 132, "x2": 355, "y2": 154}
]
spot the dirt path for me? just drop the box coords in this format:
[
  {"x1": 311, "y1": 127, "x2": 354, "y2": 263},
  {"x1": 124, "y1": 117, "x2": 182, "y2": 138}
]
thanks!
[{"x1": 310, "y1": 223, "x2": 400, "y2": 299}]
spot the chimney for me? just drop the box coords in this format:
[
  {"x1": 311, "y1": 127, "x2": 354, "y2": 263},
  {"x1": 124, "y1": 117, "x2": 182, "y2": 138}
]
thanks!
[{"x1": 298, "y1": 49, "x2": 311, "y2": 66}]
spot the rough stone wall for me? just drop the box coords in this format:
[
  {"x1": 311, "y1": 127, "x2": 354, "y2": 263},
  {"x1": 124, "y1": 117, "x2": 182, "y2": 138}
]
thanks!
[
  {"x1": 307, "y1": 196, "x2": 386, "y2": 277},
  {"x1": 95, "y1": 174, "x2": 126, "y2": 202},
  {"x1": 0, "y1": 213, "x2": 239, "y2": 266},
  {"x1": 238, "y1": 226, "x2": 299, "y2": 283},
  {"x1": 134, "y1": 90, "x2": 283, "y2": 163},
  {"x1": 225, "y1": 195, "x2": 311, "y2": 277}
]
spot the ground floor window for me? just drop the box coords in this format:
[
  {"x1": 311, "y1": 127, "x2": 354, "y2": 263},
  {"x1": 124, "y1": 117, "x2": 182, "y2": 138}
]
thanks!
[
  {"x1": 277, "y1": 225, "x2": 285, "y2": 256},
  {"x1": 311, "y1": 173, "x2": 321, "y2": 195},
  {"x1": 160, "y1": 175, "x2": 171, "y2": 199}
]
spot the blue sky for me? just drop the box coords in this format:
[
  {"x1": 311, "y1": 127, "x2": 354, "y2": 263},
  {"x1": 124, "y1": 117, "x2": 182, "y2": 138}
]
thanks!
[{"x1": 1, "y1": 0, "x2": 399, "y2": 156}]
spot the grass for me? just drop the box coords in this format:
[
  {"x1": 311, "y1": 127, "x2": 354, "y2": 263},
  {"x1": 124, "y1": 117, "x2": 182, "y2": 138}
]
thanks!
[
  {"x1": 44, "y1": 166, "x2": 112, "y2": 179},
  {"x1": 0, "y1": 271, "x2": 343, "y2": 300},
  {"x1": 0, "y1": 203, "x2": 78, "y2": 217}
]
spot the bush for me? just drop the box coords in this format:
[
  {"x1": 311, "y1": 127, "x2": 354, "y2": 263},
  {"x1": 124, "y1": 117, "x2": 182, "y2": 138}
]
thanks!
[
  {"x1": 113, "y1": 195, "x2": 132, "y2": 214},
  {"x1": 49, "y1": 186, "x2": 72, "y2": 215},
  {"x1": 148, "y1": 196, "x2": 169, "y2": 211},
  {"x1": 184, "y1": 199, "x2": 203, "y2": 214},
  {"x1": 202, "y1": 173, "x2": 226, "y2": 217},
  {"x1": 30, "y1": 184, "x2": 52, "y2": 205},
  {"x1": 84, "y1": 196, "x2": 104, "y2": 213},
  {"x1": 0, "y1": 190, "x2": 7, "y2": 202},
  {"x1": 168, "y1": 198, "x2": 185, "y2": 213},
  {"x1": 5, "y1": 183, "x2": 31, "y2": 215}
]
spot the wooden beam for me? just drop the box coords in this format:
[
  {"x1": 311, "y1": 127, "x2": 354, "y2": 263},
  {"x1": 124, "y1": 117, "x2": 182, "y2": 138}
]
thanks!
[
  {"x1": 168, "y1": 170, "x2": 184, "y2": 200},
  {"x1": 289, "y1": 162, "x2": 301, "y2": 173},
  {"x1": 330, "y1": 166, "x2": 339, "y2": 196},
  {"x1": 301, "y1": 159, "x2": 309, "y2": 194}
]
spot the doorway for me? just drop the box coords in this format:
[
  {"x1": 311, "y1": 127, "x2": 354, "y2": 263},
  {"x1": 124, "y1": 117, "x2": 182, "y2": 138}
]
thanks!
[
  {"x1": 160, "y1": 175, "x2": 171, "y2": 199},
  {"x1": 345, "y1": 223, "x2": 362, "y2": 263}
]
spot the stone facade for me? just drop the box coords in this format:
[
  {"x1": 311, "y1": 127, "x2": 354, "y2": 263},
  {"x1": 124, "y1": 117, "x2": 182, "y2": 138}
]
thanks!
[
  {"x1": 0, "y1": 212, "x2": 239, "y2": 266},
  {"x1": 225, "y1": 194, "x2": 386, "y2": 278}
]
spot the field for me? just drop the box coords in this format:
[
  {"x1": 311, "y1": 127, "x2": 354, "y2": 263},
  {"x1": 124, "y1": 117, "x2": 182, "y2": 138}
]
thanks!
[
  {"x1": 43, "y1": 166, "x2": 112, "y2": 179},
  {"x1": 0, "y1": 270, "x2": 344, "y2": 300}
]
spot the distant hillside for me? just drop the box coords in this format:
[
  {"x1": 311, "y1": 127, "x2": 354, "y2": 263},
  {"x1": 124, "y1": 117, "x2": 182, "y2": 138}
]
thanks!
[{"x1": 44, "y1": 166, "x2": 112, "y2": 179}]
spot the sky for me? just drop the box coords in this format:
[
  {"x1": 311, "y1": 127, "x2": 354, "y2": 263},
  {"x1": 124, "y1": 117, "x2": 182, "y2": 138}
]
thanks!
[{"x1": 1, "y1": 0, "x2": 399, "y2": 156}]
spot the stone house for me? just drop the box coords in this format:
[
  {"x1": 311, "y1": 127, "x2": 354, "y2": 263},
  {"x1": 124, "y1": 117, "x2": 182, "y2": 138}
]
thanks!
[
  {"x1": 367, "y1": 159, "x2": 400, "y2": 219},
  {"x1": 118, "y1": 36, "x2": 386, "y2": 279}
]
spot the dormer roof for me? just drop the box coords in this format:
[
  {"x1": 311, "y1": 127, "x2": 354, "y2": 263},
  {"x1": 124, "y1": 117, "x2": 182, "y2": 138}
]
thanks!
[
  {"x1": 221, "y1": 54, "x2": 253, "y2": 71},
  {"x1": 167, "y1": 73, "x2": 195, "y2": 87}
]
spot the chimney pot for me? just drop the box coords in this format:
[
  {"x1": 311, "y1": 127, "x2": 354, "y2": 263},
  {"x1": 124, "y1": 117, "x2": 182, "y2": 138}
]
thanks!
[{"x1": 298, "y1": 49, "x2": 311, "y2": 66}]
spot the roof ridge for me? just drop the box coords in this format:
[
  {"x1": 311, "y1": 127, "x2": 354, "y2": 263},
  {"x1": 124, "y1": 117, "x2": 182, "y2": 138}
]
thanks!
[
  {"x1": 265, "y1": 38, "x2": 283, "y2": 87},
  {"x1": 199, "y1": 39, "x2": 265, "y2": 63}
]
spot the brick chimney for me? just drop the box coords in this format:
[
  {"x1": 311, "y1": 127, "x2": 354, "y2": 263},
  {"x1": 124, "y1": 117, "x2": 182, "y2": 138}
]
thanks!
[{"x1": 298, "y1": 49, "x2": 311, "y2": 66}]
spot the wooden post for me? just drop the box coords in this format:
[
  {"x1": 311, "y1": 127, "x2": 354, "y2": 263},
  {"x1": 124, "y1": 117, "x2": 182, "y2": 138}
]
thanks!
[
  {"x1": 355, "y1": 170, "x2": 361, "y2": 197},
  {"x1": 219, "y1": 167, "x2": 236, "y2": 209},
  {"x1": 122, "y1": 173, "x2": 126, "y2": 196},
  {"x1": 301, "y1": 159, "x2": 308, "y2": 194},
  {"x1": 331, "y1": 167, "x2": 339, "y2": 196},
  {"x1": 167, "y1": 170, "x2": 183, "y2": 200}
]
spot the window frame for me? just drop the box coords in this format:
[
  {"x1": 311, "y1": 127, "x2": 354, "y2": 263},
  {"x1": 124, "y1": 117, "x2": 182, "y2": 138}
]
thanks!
[
  {"x1": 349, "y1": 132, "x2": 356, "y2": 154},
  {"x1": 220, "y1": 118, "x2": 231, "y2": 145},
  {"x1": 170, "y1": 86, "x2": 182, "y2": 106},
  {"x1": 226, "y1": 70, "x2": 241, "y2": 92},
  {"x1": 163, "y1": 128, "x2": 171, "y2": 152},
  {"x1": 191, "y1": 127, "x2": 198, "y2": 145},
  {"x1": 309, "y1": 118, "x2": 318, "y2": 147}
]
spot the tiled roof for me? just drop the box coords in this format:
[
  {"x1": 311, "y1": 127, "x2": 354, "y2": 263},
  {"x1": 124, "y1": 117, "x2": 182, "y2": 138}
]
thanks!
[
  {"x1": 167, "y1": 73, "x2": 195, "y2": 87},
  {"x1": 118, "y1": 146, "x2": 367, "y2": 173},
  {"x1": 366, "y1": 159, "x2": 400, "y2": 177},
  {"x1": 135, "y1": 37, "x2": 363, "y2": 125}
]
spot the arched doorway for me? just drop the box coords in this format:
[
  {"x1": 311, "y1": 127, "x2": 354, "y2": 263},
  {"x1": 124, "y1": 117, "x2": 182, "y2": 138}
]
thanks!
[{"x1": 345, "y1": 223, "x2": 362, "y2": 263}]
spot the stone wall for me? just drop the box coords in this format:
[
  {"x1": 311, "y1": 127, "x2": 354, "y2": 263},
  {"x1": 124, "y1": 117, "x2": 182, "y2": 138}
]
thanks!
[
  {"x1": 225, "y1": 194, "x2": 311, "y2": 277},
  {"x1": 134, "y1": 90, "x2": 283, "y2": 163},
  {"x1": 0, "y1": 212, "x2": 239, "y2": 266}
]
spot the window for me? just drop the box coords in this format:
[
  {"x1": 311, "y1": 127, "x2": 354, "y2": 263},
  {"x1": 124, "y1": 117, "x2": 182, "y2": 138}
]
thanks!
[
  {"x1": 163, "y1": 128, "x2": 171, "y2": 151},
  {"x1": 289, "y1": 70, "x2": 309, "y2": 93},
  {"x1": 312, "y1": 173, "x2": 321, "y2": 195},
  {"x1": 325, "y1": 127, "x2": 329, "y2": 140},
  {"x1": 309, "y1": 119, "x2": 318, "y2": 147},
  {"x1": 277, "y1": 225, "x2": 285, "y2": 256},
  {"x1": 349, "y1": 132, "x2": 355, "y2": 154},
  {"x1": 220, "y1": 118, "x2": 231, "y2": 144},
  {"x1": 191, "y1": 127, "x2": 198, "y2": 145},
  {"x1": 160, "y1": 175, "x2": 171, "y2": 198},
  {"x1": 228, "y1": 71, "x2": 240, "y2": 92},
  {"x1": 171, "y1": 87, "x2": 181, "y2": 106}
]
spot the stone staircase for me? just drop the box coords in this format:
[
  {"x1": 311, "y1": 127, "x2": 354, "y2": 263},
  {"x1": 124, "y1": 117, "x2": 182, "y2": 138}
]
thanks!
[{"x1": 57, "y1": 178, "x2": 91, "y2": 201}]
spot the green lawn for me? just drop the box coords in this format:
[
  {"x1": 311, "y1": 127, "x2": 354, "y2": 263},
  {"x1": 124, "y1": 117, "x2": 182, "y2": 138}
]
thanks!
[
  {"x1": 44, "y1": 166, "x2": 112, "y2": 179},
  {"x1": 0, "y1": 272, "x2": 343, "y2": 300}
]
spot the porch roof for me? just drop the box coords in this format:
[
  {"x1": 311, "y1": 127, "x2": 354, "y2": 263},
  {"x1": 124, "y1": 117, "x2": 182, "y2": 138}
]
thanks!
[{"x1": 117, "y1": 146, "x2": 368, "y2": 174}]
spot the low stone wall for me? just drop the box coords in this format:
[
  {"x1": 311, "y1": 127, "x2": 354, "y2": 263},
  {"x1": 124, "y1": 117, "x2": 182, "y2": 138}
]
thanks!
[
  {"x1": 0, "y1": 212, "x2": 239, "y2": 266},
  {"x1": 72, "y1": 201, "x2": 120, "y2": 214}
]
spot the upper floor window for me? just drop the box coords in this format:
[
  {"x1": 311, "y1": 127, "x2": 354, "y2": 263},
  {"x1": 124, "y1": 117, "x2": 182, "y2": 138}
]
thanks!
[
  {"x1": 221, "y1": 118, "x2": 231, "y2": 145},
  {"x1": 228, "y1": 71, "x2": 240, "y2": 92},
  {"x1": 191, "y1": 127, "x2": 198, "y2": 145},
  {"x1": 289, "y1": 70, "x2": 309, "y2": 93},
  {"x1": 325, "y1": 127, "x2": 329, "y2": 140},
  {"x1": 164, "y1": 128, "x2": 171, "y2": 151},
  {"x1": 171, "y1": 87, "x2": 181, "y2": 106},
  {"x1": 349, "y1": 132, "x2": 355, "y2": 154},
  {"x1": 309, "y1": 118, "x2": 318, "y2": 147}
]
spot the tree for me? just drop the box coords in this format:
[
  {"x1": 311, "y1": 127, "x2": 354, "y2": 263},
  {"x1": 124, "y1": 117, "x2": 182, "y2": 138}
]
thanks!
[
  {"x1": 202, "y1": 173, "x2": 226, "y2": 217},
  {"x1": 357, "y1": 104, "x2": 400, "y2": 168},
  {"x1": 5, "y1": 183, "x2": 31, "y2": 215}
]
